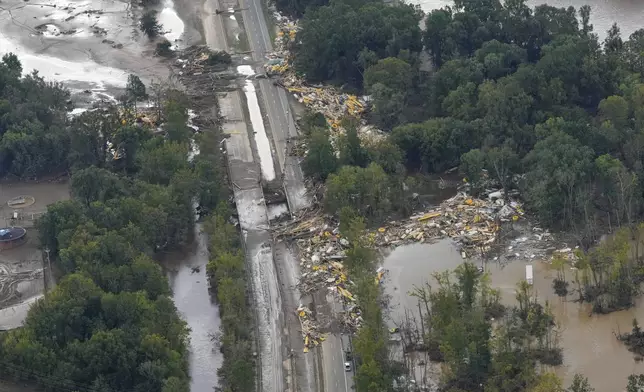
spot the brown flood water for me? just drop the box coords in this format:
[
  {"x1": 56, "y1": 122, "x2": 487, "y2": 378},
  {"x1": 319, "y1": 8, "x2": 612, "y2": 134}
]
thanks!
[
  {"x1": 382, "y1": 240, "x2": 644, "y2": 392},
  {"x1": 160, "y1": 223, "x2": 223, "y2": 392}
]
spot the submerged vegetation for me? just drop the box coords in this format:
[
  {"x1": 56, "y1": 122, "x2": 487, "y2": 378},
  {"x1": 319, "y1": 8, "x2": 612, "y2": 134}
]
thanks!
[
  {"x1": 410, "y1": 265, "x2": 564, "y2": 392},
  {"x1": 290, "y1": 0, "x2": 644, "y2": 388},
  {"x1": 0, "y1": 55, "x2": 233, "y2": 391},
  {"x1": 553, "y1": 227, "x2": 644, "y2": 313}
]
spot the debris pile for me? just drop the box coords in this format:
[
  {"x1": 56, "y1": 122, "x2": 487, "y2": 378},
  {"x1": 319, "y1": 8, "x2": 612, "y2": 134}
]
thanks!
[
  {"x1": 297, "y1": 253, "x2": 366, "y2": 332},
  {"x1": 276, "y1": 191, "x2": 530, "y2": 287},
  {"x1": 371, "y1": 192, "x2": 525, "y2": 257},
  {"x1": 297, "y1": 304, "x2": 325, "y2": 352},
  {"x1": 499, "y1": 227, "x2": 555, "y2": 261},
  {"x1": 551, "y1": 246, "x2": 579, "y2": 263},
  {"x1": 172, "y1": 46, "x2": 237, "y2": 93},
  {"x1": 266, "y1": 12, "x2": 376, "y2": 135},
  {"x1": 277, "y1": 192, "x2": 526, "y2": 259},
  {"x1": 276, "y1": 191, "x2": 568, "y2": 343},
  {"x1": 281, "y1": 220, "x2": 366, "y2": 332},
  {"x1": 176, "y1": 47, "x2": 213, "y2": 76},
  {"x1": 276, "y1": 78, "x2": 368, "y2": 127}
]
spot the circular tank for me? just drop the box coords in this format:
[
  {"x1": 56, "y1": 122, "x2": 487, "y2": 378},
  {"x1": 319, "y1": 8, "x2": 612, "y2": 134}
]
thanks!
[{"x1": 0, "y1": 227, "x2": 27, "y2": 250}]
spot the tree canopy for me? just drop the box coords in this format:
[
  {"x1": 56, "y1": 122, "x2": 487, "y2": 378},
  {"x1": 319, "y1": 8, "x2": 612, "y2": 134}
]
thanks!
[
  {"x1": 0, "y1": 58, "x2": 230, "y2": 392},
  {"x1": 294, "y1": 0, "x2": 644, "y2": 245}
]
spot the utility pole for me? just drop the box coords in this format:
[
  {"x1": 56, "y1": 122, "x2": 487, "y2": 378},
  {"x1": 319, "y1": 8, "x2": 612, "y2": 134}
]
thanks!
[{"x1": 44, "y1": 247, "x2": 51, "y2": 294}]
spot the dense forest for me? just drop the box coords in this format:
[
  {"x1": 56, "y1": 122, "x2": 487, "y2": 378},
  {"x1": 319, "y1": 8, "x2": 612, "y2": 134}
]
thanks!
[
  {"x1": 0, "y1": 53, "x2": 238, "y2": 391},
  {"x1": 6, "y1": 0, "x2": 644, "y2": 389},
  {"x1": 283, "y1": 0, "x2": 644, "y2": 390},
  {"x1": 293, "y1": 0, "x2": 644, "y2": 250}
]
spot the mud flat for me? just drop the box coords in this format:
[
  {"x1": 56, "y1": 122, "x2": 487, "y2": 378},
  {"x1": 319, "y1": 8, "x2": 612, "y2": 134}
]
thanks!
[
  {"x1": 0, "y1": 181, "x2": 70, "y2": 330},
  {"x1": 382, "y1": 240, "x2": 644, "y2": 391},
  {"x1": 0, "y1": 0, "x2": 203, "y2": 105}
]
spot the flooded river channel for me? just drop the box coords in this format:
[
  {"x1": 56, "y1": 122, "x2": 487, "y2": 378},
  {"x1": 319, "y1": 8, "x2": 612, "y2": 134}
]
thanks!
[
  {"x1": 382, "y1": 240, "x2": 644, "y2": 391},
  {"x1": 161, "y1": 224, "x2": 223, "y2": 392}
]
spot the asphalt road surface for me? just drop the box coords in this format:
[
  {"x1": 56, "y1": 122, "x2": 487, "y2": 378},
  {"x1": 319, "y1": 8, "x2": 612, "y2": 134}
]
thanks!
[
  {"x1": 240, "y1": 0, "x2": 310, "y2": 212},
  {"x1": 236, "y1": 1, "x2": 348, "y2": 391},
  {"x1": 200, "y1": 0, "x2": 286, "y2": 391},
  {"x1": 322, "y1": 297, "x2": 355, "y2": 392}
]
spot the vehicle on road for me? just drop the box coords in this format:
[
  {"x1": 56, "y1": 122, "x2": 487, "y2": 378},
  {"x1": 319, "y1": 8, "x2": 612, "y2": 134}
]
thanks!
[{"x1": 344, "y1": 362, "x2": 352, "y2": 372}]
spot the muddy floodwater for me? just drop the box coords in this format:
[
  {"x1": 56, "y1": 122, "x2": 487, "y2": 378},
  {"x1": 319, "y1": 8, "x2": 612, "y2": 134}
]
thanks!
[
  {"x1": 161, "y1": 224, "x2": 223, "y2": 392},
  {"x1": 382, "y1": 240, "x2": 644, "y2": 392}
]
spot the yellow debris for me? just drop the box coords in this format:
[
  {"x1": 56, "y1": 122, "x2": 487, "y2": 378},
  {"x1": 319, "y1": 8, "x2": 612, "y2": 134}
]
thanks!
[
  {"x1": 418, "y1": 212, "x2": 441, "y2": 221},
  {"x1": 465, "y1": 199, "x2": 474, "y2": 206},
  {"x1": 378, "y1": 227, "x2": 386, "y2": 233}
]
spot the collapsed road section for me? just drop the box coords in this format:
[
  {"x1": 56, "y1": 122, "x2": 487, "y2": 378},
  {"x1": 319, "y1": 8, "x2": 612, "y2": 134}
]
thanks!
[
  {"x1": 198, "y1": 1, "x2": 286, "y2": 391},
  {"x1": 199, "y1": 0, "x2": 321, "y2": 390}
]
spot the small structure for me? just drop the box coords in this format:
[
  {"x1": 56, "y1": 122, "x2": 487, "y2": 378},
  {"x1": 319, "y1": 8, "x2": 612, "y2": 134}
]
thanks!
[
  {"x1": 0, "y1": 227, "x2": 27, "y2": 250},
  {"x1": 7, "y1": 195, "x2": 35, "y2": 209},
  {"x1": 525, "y1": 264, "x2": 534, "y2": 285}
]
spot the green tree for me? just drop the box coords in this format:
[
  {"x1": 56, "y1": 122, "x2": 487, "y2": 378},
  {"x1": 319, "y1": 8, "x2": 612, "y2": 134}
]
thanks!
[
  {"x1": 363, "y1": 138, "x2": 403, "y2": 175},
  {"x1": 36, "y1": 199, "x2": 87, "y2": 255},
  {"x1": 112, "y1": 125, "x2": 150, "y2": 173},
  {"x1": 303, "y1": 128, "x2": 338, "y2": 180},
  {"x1": 485, "y1": 144, "x2": 519, "y2": 195},
  {"x1": 424, "y1": 8, "x2": 453, "y2": 67},
  {"x1": 523, "y1": 132, "x2": 594, "y2": 227},
  {"x1": 68, "y1": 108, "x2": 120, "y2": 170},
  {"x1": 325, "y1": 163, "x2": 391, "y2": 219},
  {"x1": 391, "y1": 118, "x2": 478, "y2": 172},
  {"x1": 568, "y1": 374, "x2": 594, "y2": 392},
  {"x1": 163, "y1": 99, "x2": 190, "y2": 143},
  {"x1": 364, "y1": 57, "x2": 413, "y2": 129},
  {"x1": 294, "y1": 2, "x2": 422, "y2": 86},
  {"x1": 338, "y1": 122, "x2": 369, "y2": 167},
  {"x1": 140, "y1": 11, "x2": 162, "y2": 38},
  {"x1": 595, "y1": 154, "x2": 639, "y2": 228},
  {"x1": 126, "y1": 74, "x2": 148, "y2": 113},
  {"x1": 138, "y1": 141, "x2": 189, "y2": 185},
  {"x1": 530, "y1": 372, "x2": 565, "y2": 392},
  {"x1": 364, "y1": 57, "x2": 413, "y2": 95},
  {"x1": 460, "y1": 148, "x2": 486, "y2": 188},
  {"x1": 71, "y1": 166, "x2": 128, "y2": 206},
  {"x1": 474, "y1": 40, "x2": 526, "y2": 80},
  {"x1": 627, "y1": 374, "x2": 644, "y2": 392}
]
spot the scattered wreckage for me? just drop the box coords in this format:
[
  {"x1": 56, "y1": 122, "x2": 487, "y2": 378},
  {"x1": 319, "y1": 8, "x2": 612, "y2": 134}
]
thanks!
[
  {"x1": 264, "y1": 12, "x2": 382, "y2": 144},
  {"x1": 274, "y1": 190, "x2": 543, "y2": 350},
  {"x1": 297, "y1": 304, "x2": 325, "y2": 352}
]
